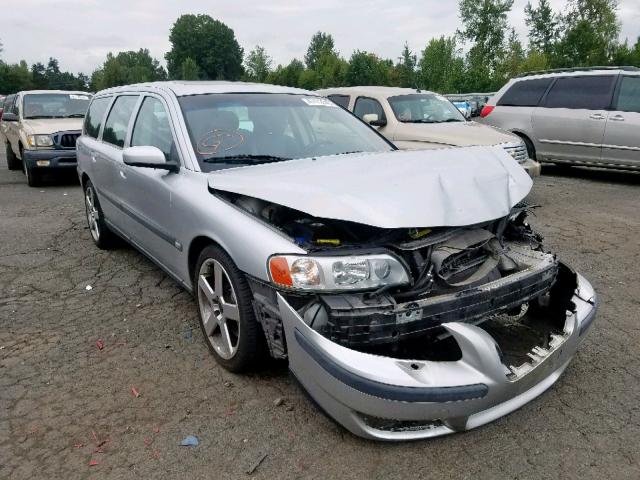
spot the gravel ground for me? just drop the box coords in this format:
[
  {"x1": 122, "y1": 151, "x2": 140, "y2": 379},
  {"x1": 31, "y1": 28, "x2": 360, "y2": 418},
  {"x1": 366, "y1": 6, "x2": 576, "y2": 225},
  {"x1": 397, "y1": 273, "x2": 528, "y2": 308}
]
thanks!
[{"x1": 1, "y1": 152, "x2": 639, "y2": 480}]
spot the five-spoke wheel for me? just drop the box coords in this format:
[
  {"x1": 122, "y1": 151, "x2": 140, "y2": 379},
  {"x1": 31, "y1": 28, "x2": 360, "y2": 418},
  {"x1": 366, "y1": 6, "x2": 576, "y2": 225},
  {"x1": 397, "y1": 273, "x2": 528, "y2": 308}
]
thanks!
[{"x1": 195, "y1": 245, "x2": 265, "y2": 371}]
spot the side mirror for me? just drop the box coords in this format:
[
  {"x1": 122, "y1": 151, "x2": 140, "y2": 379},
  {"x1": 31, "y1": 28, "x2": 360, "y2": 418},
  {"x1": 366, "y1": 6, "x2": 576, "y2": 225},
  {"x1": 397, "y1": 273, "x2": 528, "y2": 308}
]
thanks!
[
  {"x1": 123, "y1": 146, "x2": 178, "y2": 173},
  {"x1": 362, "y1": 113, "x2": 387, "y2": 127},
  {"x1": 2, "y1": 112, "x2": 18, "y2": 122}
]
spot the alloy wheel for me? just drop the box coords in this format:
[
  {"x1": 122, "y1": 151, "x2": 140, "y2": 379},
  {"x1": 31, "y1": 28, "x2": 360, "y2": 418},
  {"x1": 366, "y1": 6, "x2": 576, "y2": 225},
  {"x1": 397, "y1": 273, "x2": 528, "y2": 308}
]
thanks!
[
  {"x1": 85, "y1": 186, "x2": 100, "y2": 242},
  {"x1": 197, "y1": 258, "x2": 241, "y2": 359}
]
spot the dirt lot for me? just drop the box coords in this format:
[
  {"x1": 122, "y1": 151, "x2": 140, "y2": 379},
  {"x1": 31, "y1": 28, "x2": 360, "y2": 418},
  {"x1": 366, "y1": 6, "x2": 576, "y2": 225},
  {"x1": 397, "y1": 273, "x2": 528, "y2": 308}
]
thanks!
[{"x1": 1, "y1": 152, "x2": 639, "y2": 480}]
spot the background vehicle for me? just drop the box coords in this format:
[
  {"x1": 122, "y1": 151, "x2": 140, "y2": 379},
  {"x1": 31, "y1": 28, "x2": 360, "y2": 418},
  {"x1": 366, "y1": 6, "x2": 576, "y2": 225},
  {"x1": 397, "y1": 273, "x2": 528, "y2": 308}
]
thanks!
[
  {"x1": 77, "y1": 81, "x2": 594, "y2": 441},
  {"x1": 1, "y1": 90, "x2": 91, "y2": 186},
  {"x1": 0, "y1": 95, "x2": 5, "y2": 121},
  {"x1": 479, "y1": 66, "x2": 640, "y2": 170},
  {"x1": 452, "y1": 100, "x2": 471, "y2": 119},
  {"x1": 318, "y1": 86, "x2": 540, "y2": 176}
]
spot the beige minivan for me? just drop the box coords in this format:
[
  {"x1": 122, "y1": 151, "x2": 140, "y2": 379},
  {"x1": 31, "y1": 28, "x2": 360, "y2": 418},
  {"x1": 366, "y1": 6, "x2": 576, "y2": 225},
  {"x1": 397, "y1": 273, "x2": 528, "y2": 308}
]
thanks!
[
  {"x1": 1, "y1": 90, "x2": 91, "y2": 186},
  {"x1": 317, "y1": 86, "x2": 541, "y2": 177}
]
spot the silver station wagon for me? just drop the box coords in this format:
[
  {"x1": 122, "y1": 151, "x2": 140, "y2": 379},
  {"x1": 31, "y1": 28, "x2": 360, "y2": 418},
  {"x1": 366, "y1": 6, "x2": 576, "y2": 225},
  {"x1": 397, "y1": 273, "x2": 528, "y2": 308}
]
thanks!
[{"x1": 77, "y1": 81, "x2": 597, "y2": 441}]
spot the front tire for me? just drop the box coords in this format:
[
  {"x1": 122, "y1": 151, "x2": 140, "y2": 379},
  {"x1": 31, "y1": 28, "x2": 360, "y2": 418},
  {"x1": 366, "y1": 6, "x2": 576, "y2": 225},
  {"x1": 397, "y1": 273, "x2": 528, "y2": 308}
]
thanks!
[
  {"x1": 6, "y1": 142, "x2": 21, "y2": 170},
  {"x1": 195, "y1": 245, "x2": 266, "y2": 372},
  {"x1": 22, "y1": 151, "x2": 42, "y2": 187},
  {"x1": 84, "y1": 179, "x2": 117, "y2": 249}
]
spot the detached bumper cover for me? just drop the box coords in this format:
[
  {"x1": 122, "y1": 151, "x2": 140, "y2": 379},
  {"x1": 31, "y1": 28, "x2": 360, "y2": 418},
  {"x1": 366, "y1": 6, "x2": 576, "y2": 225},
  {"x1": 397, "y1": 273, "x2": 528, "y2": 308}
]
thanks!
[
  {"x1": 279, "y1": 273, "x2": 597, "y2": 441},
  {"x1": 23, "y1": 149, "x2": 77, "y2": 169}
]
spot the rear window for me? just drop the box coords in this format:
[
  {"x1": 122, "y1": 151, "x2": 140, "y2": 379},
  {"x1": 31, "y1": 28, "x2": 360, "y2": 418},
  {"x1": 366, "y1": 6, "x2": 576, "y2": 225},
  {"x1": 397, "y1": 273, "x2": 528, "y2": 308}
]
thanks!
[
  {"x1": 497, "y1": 78, "x2": 552, "y2": 107},
  {"x1": 102, "y1": 96, "x2": 139, "y2": 148},
  {"x1": 84, "y1": 97, "x2": 111, "y2": 139},
  {"x1": 327, "y1": 94, "x2": 350, "y2": 109},
  {"x1": 542, "y1": 75, "x2": 616, "y2": 110}
]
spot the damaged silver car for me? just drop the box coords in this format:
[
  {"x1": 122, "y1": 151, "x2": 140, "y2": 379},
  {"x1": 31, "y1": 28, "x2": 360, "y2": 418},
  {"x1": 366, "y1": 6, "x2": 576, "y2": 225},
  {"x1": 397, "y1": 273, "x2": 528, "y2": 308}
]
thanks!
[{"x1": 77, "y1": 82, "x2": 597, "y2": 441}]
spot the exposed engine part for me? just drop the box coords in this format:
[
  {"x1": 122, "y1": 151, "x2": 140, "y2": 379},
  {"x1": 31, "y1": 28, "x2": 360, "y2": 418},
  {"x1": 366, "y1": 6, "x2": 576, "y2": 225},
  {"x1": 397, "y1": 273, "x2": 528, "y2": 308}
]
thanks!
[
  {"x1": 302, "y1": 302, "x2": 329, "y2": 332},
  {"x1": 316, "y1": 243, "x2": 558, "y2": 348}
]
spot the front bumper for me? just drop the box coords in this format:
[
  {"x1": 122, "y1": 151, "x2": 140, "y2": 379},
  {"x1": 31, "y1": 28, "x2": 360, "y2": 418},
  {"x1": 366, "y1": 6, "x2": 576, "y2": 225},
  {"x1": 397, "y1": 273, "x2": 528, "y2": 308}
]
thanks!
[
  {"x1": 521, "y1": 158, "x2": 541, "y2": 177},
  {"x1": 22, "y1": 149, "x2": 77, "y2": 169},
  {"x1": 279, "y1": 273, "x2": 596, "y2": 441}
]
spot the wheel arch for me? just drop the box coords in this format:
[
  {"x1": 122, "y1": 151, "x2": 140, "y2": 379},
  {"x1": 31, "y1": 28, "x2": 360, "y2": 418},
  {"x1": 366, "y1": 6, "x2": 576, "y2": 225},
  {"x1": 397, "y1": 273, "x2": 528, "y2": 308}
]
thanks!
[
  {"x1": 188, "y1": 236, "x2": 223, "y2": 288},
  {"x1": 510, "y1": 130, "x2": 536, "y2": 160}
]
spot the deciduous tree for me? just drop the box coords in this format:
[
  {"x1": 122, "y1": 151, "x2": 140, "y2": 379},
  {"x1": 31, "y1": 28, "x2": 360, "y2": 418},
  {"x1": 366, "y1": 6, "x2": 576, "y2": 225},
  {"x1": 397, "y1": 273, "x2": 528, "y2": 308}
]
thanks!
[{"x1": 166, "y1": 14, "x2": 243, "y2": 80}]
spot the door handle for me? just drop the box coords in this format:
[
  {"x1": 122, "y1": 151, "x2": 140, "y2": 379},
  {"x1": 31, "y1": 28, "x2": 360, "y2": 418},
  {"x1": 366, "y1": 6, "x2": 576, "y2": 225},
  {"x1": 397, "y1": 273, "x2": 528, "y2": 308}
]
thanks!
[
  {"x1": 119, "y1": 170, "x2": 127, "y2": 179},
  {"x1": 589, "y1": 113, "x2": 605, "y2": 120},
  {"x1": 610, "y1": 115, "x2": 625, "y2": 122}
]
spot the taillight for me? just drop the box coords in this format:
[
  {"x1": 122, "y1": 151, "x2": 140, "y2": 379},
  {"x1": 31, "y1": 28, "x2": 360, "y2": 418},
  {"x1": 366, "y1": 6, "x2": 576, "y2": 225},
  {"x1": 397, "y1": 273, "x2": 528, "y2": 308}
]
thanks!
[{"x1": 480, "y1": 105, "x2": 495, "y2": 118}]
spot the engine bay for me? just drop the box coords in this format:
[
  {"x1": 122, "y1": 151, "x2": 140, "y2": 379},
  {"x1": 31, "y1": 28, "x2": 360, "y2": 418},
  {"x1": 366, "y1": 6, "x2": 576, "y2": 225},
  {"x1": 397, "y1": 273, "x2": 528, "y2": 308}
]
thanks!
[{"x1": 223, "y1": 191, "x2": 573, "y2": 361}]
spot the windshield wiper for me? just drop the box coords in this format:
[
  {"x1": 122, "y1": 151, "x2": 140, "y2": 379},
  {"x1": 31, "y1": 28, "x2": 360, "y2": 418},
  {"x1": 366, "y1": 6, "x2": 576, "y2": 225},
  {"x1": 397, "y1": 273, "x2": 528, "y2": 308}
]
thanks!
[
  {"x1": 403, "y1": 119, "x2": 436, "y2": 123},
  {"x1": 24, "y1": 115, "x2": 60, "y2": 119},
  {"x1": 64, "y1": 113, "x2": 85, "y2": 118},
  {"x1": 202, "y1": 154, "x2": 291, "y2": 165}
]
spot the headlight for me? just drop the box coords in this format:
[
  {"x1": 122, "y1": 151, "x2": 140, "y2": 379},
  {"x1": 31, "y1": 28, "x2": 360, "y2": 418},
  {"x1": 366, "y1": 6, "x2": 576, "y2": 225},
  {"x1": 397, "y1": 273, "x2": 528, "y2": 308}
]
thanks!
[
  {"x1": 27, "y1": 135, "x2": 54, "y2": 148},
  {"x1": 268, "y1": 253, "x2": 410, "y2": 291}
]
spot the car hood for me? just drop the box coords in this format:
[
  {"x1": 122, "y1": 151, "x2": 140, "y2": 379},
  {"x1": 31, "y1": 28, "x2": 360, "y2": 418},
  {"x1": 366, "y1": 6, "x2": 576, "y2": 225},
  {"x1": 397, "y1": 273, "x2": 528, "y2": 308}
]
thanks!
[
  {"x1": 21, "y1": 118, "x2": 83, "y2": 135},
  {"x1": 393, "y1": 121, "x2": 518, "y2": 147},
  {"x1": 207, "y1": 146, "x2": 532, "y2": 229}
]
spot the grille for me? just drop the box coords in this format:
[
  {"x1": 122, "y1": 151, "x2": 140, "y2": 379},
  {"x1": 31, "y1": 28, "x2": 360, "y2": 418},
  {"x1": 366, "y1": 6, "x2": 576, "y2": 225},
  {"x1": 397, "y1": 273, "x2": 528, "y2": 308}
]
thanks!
[
  {"x1": 503, "y1": 143, "x2": 528, "y2": 163},
  {"x1": 58, "y1": 132, "x2": 80, "y2": 149}
]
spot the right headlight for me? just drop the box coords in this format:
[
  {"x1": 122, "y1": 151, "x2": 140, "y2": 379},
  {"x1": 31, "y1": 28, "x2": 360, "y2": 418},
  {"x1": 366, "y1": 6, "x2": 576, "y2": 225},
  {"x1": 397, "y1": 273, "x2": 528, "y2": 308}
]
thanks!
[
  {"x1": 27, "y1": 134, "x2": 54, "y2": 148},
  {"x1": 268, "y1": 253, "x2": 410, "y2": 292}
]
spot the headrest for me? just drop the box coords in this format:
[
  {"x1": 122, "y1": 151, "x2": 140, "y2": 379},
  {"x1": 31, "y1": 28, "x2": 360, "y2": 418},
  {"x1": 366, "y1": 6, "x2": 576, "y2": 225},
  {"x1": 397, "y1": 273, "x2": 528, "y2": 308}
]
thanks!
[{"x1": 211, "y1": 110, "x2": 239, "y2": 131}]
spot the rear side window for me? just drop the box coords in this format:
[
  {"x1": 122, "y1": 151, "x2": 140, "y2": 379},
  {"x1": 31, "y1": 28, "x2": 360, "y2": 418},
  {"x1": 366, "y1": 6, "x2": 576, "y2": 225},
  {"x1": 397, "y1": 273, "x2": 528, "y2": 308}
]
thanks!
[
  {"x1": 102, "y1": 96, "x2": 139, "y2": 148},
  {"x1": 614, "y1": 76, "x2": 640, "y2": 113},
  {"x1": 543, "y1": 76, "x2": 616, "y2": 110},
  {"x1": 497, "y1": 78, "x2": 552, "y2": 107},
  {"x1": 84, "y1": 97, "x2": 111, "y2": 139},
  {"x1": 131, "y1": 97, "x2": 177, "y2": 162},
  {"x1": 328, "y1": 94, "x2": 350, "y2": 109},
  {"x1": 353, "y1": 97, "x2": 386, "y2": 121},
  {"x1": 2, "y1": 95, "x2": 15, "y2": 116}
]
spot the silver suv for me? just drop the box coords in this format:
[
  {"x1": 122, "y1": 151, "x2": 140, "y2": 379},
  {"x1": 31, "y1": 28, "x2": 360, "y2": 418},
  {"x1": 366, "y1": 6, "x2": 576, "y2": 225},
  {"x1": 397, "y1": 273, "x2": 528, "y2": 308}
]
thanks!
[
  {"x1": 77, "y1": 81, "x2": 596, "y2": 441},
  {"x1": 480, "y1": 66, "x2": 640, "y2": 170}
]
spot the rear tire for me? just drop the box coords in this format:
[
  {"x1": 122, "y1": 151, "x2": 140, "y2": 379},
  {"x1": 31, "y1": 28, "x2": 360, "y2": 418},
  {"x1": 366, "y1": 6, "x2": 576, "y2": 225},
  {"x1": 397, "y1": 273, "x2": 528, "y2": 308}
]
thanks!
[
  {"x1": 6, "y1": 142, "x2": 21, "y2": 170},
  {"x1": 194, "y1": 245, "x2": 266, "y2": 372},
  {"x1": 84, "y1": 179, "x2": 118, "y2": 249}
]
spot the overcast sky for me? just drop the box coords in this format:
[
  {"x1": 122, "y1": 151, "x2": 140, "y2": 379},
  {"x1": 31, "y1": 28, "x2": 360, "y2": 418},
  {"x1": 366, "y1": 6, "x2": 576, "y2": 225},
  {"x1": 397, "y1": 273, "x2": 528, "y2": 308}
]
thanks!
[{"x1": 3, "y1": 0, "x2": 640, "y2": 75}]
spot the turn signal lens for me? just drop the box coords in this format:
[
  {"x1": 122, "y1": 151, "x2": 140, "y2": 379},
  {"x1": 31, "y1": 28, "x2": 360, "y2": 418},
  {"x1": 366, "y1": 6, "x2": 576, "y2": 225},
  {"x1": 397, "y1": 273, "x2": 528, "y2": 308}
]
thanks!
[{"x1": 268, "y1": 256, "x2": 293, "y2": 287}]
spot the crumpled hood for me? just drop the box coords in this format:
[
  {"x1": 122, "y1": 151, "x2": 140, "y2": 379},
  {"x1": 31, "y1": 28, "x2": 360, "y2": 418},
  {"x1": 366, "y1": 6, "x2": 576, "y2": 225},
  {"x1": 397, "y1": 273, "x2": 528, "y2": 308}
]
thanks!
[
  {"x1": 393, "y1": 121, "x2": 518, "y2": 147},
  {"x1": 207, "y1": 146, "x2": 532, "y2": 229},
  {"x1": 21, "y1": 118, "x2": 83, "y2": 135}
]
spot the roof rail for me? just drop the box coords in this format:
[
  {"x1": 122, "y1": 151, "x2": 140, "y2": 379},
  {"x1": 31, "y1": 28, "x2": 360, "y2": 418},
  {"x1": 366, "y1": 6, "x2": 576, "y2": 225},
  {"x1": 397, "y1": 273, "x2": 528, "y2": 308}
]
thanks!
[{"x1": 517, "y1": 66, "x2": 640, "y2": 78}]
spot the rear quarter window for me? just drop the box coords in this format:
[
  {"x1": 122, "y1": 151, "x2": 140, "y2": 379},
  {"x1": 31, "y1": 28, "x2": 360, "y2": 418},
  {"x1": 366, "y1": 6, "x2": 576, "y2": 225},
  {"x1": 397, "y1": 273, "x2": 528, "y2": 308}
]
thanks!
[
  {"x1": 84, "y1": 97, "x2": 112, "y2": 139},
  {"x1": 497, "y1": 78, "x2": 552, "y2": 107}
]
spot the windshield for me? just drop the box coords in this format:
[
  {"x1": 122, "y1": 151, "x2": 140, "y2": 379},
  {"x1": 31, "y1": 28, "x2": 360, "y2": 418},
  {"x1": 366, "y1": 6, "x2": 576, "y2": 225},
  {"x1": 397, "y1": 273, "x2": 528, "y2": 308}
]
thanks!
[
  {"x1": 178, "y1": 93, "x2": 393, "y2": 171},
  {"x1": 23, "y1": 93, "x2": 91, "y2": 119},
  {"x1": 388, "y1": 94, "x2": 465, "y2": 123}
]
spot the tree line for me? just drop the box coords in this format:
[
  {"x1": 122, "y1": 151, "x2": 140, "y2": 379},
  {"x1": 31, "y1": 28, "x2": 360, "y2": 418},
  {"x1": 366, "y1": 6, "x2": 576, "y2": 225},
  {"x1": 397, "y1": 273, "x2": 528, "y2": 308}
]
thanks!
[{"x1": 1, "y1": 0, "x2": 638, "y2": 96}]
